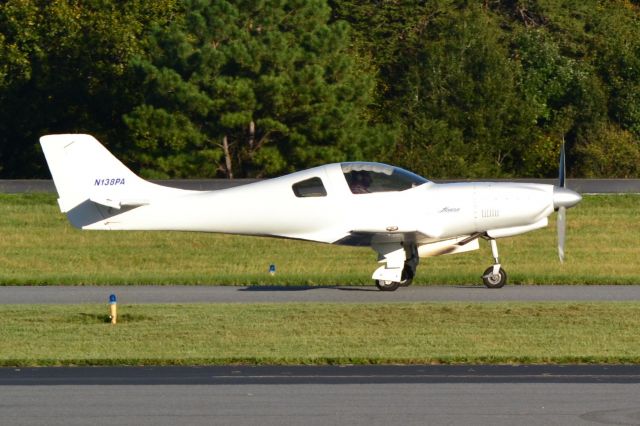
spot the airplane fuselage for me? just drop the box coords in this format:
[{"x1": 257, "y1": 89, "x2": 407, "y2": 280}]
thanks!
[{"x1": 79, "y1": 163, "x2": 557, "y2": 248}]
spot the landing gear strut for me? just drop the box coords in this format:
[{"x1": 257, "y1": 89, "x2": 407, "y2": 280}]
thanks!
[{"x1": 482, "y1": 238, "x2": 507, "y2": 288}]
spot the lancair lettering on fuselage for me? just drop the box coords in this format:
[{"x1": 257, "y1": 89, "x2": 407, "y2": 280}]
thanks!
[{"x1": 439, "y1": 207, "x2": 460, "y2": 213}]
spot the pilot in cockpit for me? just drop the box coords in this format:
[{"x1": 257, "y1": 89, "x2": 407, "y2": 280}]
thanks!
[{"x1": 349, "y1": 171, "x2": 372, "y2": 194}]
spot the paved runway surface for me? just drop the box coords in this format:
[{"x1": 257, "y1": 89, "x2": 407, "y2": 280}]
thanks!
[
  {"x1": 1, "y1": 284, "x2": 639, "y2": 304},
  {"x1": 2, "y1": 366, "x2": 640, "y2": 425},
  {"x1": 3, "y1": 365, "x2": 640, "y2": 385}
]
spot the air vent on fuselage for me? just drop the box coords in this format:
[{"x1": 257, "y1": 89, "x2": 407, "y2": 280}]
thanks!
[{"x1": 481, "y1": 209, "x2": 500, "y2": 218}]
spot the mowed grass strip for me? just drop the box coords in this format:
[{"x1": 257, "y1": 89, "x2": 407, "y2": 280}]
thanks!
[
  {"x1": 0, "y1": 302, "x2": 639, "y2": 366},
  {"x1": 0, "y1": 193, "x2": 639, "y2": 285}
]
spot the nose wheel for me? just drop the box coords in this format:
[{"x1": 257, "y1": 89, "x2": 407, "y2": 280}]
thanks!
[
  {"x1": 482, "y1": 238, "x2": 507, "y2": 288},
  {"x1": 482, "y1": 266, "x2": 507, "y2": 288}
]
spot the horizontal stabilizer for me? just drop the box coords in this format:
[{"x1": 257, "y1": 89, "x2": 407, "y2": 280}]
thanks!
[{"x1": 89, "y1": 196, "x2": 150, "y2": 210}]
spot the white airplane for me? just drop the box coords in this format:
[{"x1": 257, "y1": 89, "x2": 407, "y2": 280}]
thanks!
[{"x1": 40, "y1": 134, "x2": 582, "y2": 291}]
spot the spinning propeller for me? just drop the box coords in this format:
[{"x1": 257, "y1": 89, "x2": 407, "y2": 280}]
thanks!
[{"x1": 553, "y1": 142, "x2": 581, "y2": 263}]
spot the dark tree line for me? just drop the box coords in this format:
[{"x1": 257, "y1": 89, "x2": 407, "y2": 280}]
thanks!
[{"x1": 1, "y1": 0, "x2": 639, "y2": 179}]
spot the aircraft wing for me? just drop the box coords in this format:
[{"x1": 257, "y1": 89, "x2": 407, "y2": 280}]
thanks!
[
  {"x1": 334, "y1": 230, "x2": 429, "y2": 247},
  {"x1": 336, "y1": 230, "x2": 480, "y2": 258}
]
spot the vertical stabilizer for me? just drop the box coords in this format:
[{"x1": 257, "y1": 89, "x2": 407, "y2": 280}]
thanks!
[{"x1": 40, "y1": 134, "x2": 189, "y2": 227}]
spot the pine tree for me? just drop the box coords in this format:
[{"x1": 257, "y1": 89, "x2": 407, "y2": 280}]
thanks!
[{"x1": 124, "y1": 0, "x2": 383, "y2": 178}]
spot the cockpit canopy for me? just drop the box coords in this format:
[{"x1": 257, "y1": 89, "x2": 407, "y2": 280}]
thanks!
[{"x1": 341, "y1": 162, "x2": 429, "y2": 194}]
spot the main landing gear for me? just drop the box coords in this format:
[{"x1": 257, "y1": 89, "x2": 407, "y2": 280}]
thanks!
[
  {"x1": 481, "y1": 238, "x2": 507, "y2": 288},
  {"x1": 375, "y1": 262, "x2": 415, "y2": 291},
  {"x1": 372, "y1": 242, "x2": 418, "y2": 292}
]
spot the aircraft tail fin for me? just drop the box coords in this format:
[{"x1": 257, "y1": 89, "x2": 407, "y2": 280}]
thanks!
[{"x1": 40, "y1": 134, "x2": 186, "y2": 227}]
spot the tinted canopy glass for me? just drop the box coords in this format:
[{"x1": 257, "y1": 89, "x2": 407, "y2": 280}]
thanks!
[
  {"x1": 341, "y1": 162, "x2": 428, "y2": 194},
  {"x1": 292, "y1": 177, "x2": 327, "y2": 197}
]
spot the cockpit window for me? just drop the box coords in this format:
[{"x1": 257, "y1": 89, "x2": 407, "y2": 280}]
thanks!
[
  {"x1": 292, "y1": 177, "x2": 327, "y2": 198},
  {"x1": 342, "y1": 162, "x2": 428, "y2": 194}
]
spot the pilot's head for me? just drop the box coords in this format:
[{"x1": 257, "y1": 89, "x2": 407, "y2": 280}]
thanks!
[{"x1": 357, "y1": 171, "x2": 371, "y2": 187}]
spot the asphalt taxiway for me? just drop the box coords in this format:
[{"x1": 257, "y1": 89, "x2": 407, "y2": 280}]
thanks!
[{"x1": 1, "y1": 284, "x2": 640, "y2": 304}]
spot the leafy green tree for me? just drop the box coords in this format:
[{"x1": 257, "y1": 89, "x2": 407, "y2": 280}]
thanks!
[
  {"x1": 332, "y1": 2, "x2": 541, "y2": 178},
  {"x1": 0, "y1": 0, "x2": 178, "y2": 178},
  {"x1": 575, "y1": 122, "x2": 640, "y2": 177},
  {"x1": 0, "y1": 1, "x2": 40, "y2": 176},
  {"x1": 511, "y1": 28, "x2": 595, "y2": 176},
  {"x1": 590, "y1": 3, "x2": 640, "y2": 137},
  {"x1": 512, "y1": 0, "x2": 639, "y2": 178},
  {"x1": 125, "y1": 0, "x2": 384, "y2": 178},
  {"x1": 2, "y1": 0, "x2": 640, "y2": 179},
  {"x1": 335, "y1": 0, "x2": 640, "y2": 178},
  {"x1": 384, "y1": 5, "x2": 538, "y2": 177}
]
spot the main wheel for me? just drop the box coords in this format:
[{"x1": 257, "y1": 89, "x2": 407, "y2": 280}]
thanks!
[
  {"x1": 399, "y1": 278, "x2": 413, "y2": 287},
  {"x1": 399, "y1": 265, "x2": 414, "y2": 287},
  {"x1": 482, "y1": 266, "x2": 507, "y2": 289},
  {"x1": 375, "y1": 279, "x2": 401, "y2": 292}
]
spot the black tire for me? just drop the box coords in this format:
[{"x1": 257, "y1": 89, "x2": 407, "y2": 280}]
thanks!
[
  {"x1": 399, "y1": 278, "x2": 413, "y2": 287},
  {"x1": 399, "y1": 265, "x2": 414, "y2": 287},
  {"x1": 375, "y1": 280, "x2": 401, "y2": 292},
  {"x1": 482, "y1": 266, "x2": 507, "y2": 289}
]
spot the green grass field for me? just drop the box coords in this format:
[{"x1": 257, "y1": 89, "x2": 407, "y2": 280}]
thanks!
[
  {"x1": 1, "y1": 302, "x2": 639, "y2": 366},
  {"x1": 0, "y1": 193, "x2": 638, "y2": 286},
  {"x1": 1, "y1": 193, "x2": 639, "y2": 366}
]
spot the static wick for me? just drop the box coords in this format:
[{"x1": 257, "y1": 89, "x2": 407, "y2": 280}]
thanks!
[
  {"x1": 269, "y1": 264, "x2": 276, "y2": 275},
  {"x1": 109, "y1": 294, "x2": 117, "y2": 325}
]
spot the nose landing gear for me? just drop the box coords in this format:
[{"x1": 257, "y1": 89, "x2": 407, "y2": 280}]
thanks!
[{"x1": 482, "y1": 238, "x2": 507, "y2": 288}]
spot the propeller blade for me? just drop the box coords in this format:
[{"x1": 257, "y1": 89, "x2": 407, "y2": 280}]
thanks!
[
  {"x1": 557, "y1": 206, "x2": 566, "y2": 263},
  {"x1": 557, "y1": 139, "x2": 570, "y2": 262},
  {"x1": 559, "y1": 140, "x2": 566, "y2": 188}
]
